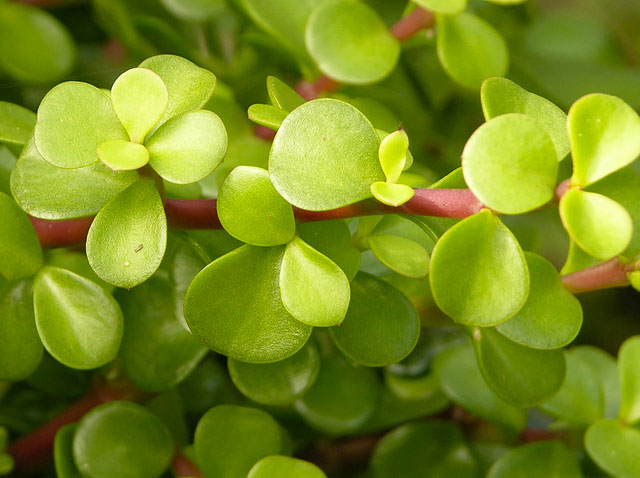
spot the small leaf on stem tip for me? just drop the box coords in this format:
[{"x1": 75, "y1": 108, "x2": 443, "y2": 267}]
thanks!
[
  {"x1": 217, "y1": 166, "x2": 295, "y2": 246},
  {"x1": 371, "y1": 182, "x2": 415, "y2": 206},
  {"x1": 279, "y1": 237, "x2": 350, "y2": 327},
  {"x1": 569, "y1": 93, "x2": 640, "y2": 187},
  {"x1": 248, "y1": 104, "x2": 288, "y2": 131},
  {"x1": 267, "y1": 76, "x2": 305, "y2": 112},
  {"x1": 97, "y1": 140, "x2": 149, "y2": 171},
  {"x1": 378, "y1": 129, "x2": 408, "y2": 183},
  {"x1": 111, "y1": 68, "x2": 168, "y2": 144},
  {"x1": 559, "y1": 189, "x2": 632, "y2": 261}
]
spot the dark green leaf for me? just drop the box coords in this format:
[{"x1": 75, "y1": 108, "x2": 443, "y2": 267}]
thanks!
[
  {"x1": 54, "y1": 424, "x2": 81, "y2": 478},
  {"x1": 488, "y1": 441, "x2": 582, "y2": 478}
]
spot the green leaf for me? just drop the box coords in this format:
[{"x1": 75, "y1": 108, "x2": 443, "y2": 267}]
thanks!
[
  {"x1": 306, "y1": 0, "x2": 400, "y2": 84},
  {"x1": 295, "y1": 354, "x2": 379, "y2": 434},
  {"x1": 569, "y1": 93, "x2": 640, "y2": 187},
  {"x1": 270, "y1": 98, "x2": 383, "y2": 211},
  {"x1": 228, "y1": 341, "x2": 320, "y2": 406},
  {"x1": 139, "y1": 55, "x2": 217, "y2": 129},
  {"x1": 217, "y1": 166, "x2": 295, "y2": 246},
  {"x1": 488, "y1": 442, "x2": 582, "y2": 478},
  {"x1": 0, "y1": 101, "x2": 35, "y2": 146},
  {"x1": 118, "y1": 276, "x2": 207, "y2": 392},
  {"x1": 11, "y1": 136, "x2": 138, "y2": 220},
  {"x1": 249, "y1": 456, "x2": 327, "y2": 478},
  {"x1": 413, "y1": 0, "x2": 467, "y2": 14},
  {"x1": 383, "y1": 370, "x2": 442, "y2": 401},
  {"x1": 86, "y1": 178, "x2": 167, "y2": 289},
  {"x1": 35, "y1": 82, "x2": 128, "y2": 169},
  {"x1": 559, "y1": 189, "x2": 632, "y2": 261},
  {"x1": 619, "y1": 336, "x2": 640, "y2": 425},
  {"x1": 473, "y1": 327, "x2": 565, "y2": 407},
  {"x1": 195, "y1": 405, "x2": 282, "y2": 478},
  {"x1": 184, "y1": 245, "x2": 312, "y2": 363},
  {"x1": 433, "y1": 343, "x2": 526, "y2": 431},
  {"x1": 378, "y1": 129, "x2": 408, "y2": 183},
  {"x1": 73, "y1": 401, "x2": 174, "y2": 478},
  {"x1": 97, "y1": 140, "x2": 149, "y2": 171},
  {"x1": 497, "y1": 252, "x2": 582, "y2": 349},
  {"x1": 462, "y1": 113, "x2": 558, "y2": 214},
  {"x1": 248, "y1": 104, "x2": 288, "y2": 131},
  {"x1": 481, "y1": 77, "x2": 570, "y2": 161},
  {"x1": 0, "y1": 146, "x2": 15, "y2": 196},
  {"x1": 54, "y1": 424, "x2": 81, "y2": 478},
  {"x1": 573, "y1": 346, "x2": 620, "y2": 419},
  {"x1": 585, "y1": 419, "x2": 640, "y2": 478},
  {"x1": 330, "y1": 273, "x2": 419, "y2": 367},
  {"x1": 34, "y1": 267, "x2": 123, "y2": 370},
  {"x1": 371, "y1": 182, "x2": 415, "y2": 206},
  {"x1": 437, "y1": 12, "x2": 508, "y2": 90},
  {"x1": 1, "y1": 191, "x2": 43, "y2": 280},
  {"x1": 297, "y1": 220, "x2": 361, "y2": 281},
  {"x1": 429, "y1": 210, "x2": 529, "y2": 326},
  {"x1": 0, "y1": 280, "x2": 43, "y2": 381},
  {"x1": 540, "y1": 350, "x2": 603, "y2": 425},
  {"x1": 0, "y1": 3, "x2": 74, "y2": 83},
  {"x1": 146, "y1": 110, "x2": 227, "y2": 184},
  {"x1": 630, "y1": 271, "x2": 640, "y2": 291},
  {"x1": 280, "y1": 237, "x2": 350, "y2": 327},
  {"x1": 367, "y1": 235, "x2": 429, "y2": 279},
  {"x1": 267, "y1": 76, "x2": 305, "y2": 112},
  {"x1": 370, "y1": 421, "x2": 479, "y2": 478},
  {"x1": 111, "y1": 68, "x2": 168, "y2": 144},
  {"x1": 159, "y1": 0, "x2": 224, "y2": 21}
]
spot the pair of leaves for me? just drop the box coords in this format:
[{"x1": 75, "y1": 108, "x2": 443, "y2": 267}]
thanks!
[
  {"x1": 248, "y1": 76, "x2": 305, "y2": 131},
  {"x1": 371, "y1": 130, "x2": 415, "y2": 207}
]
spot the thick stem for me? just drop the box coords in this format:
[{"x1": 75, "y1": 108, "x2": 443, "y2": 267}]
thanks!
[
  {"x1": 561, "y1": 258, "x2": 636, "y2": 293},
  {"x1": 29, "y1": 216, "x2": 93, "y2": 249},
  {"x1": 171, "y1": 453, "x2": 204, "y2": 478}
]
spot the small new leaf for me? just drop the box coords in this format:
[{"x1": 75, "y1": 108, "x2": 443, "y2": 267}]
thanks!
[
  {"x1": 97, "y1": 140, "x2": 149, "y2": 171},
  {"x1": 371, "y1": 182, "x2": 415, "y2": 206},
  {"x1": 378, "y1": 129, "x2": 408, "y2": 183}
]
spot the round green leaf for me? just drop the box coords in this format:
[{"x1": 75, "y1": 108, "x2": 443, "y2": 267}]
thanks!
[
  {"x1": 488, "y1": 442, "x2": 582, "y2": 478},
  {"x1": 306, "y1": 0, "x2": 400, "y2": 84},
  {"x1": 330, "y1": 273, "x2": 419, "y2": 367},
  {"x1": 139, "y1": 55, "x2": 217, "y2": 129},
  {"x1": 267, "y1": 76, "x2": 305, "y2": 112},
  {"x1": 0, "y1": 280, "x2": 43, "y2": 381},
  {"x1": 248, "y1": 104, "x2": 288, "y2": 131},
  {"x1": 0, "y1": 191, "x2": 43, "y2": 280},
  {"x1": 97, "y1": 140, "x2": 149, "y2": 171},
  {"x1": 462, "y1": 113, "x2": 558, "y2": 214},
  {"x1": 481, "y1": 77, "x2": 570, "y2": 160},
  {"x1": 618, "y1": 336, "x2": 640, "y2": 425},
  {"x1": 370, "y1": 182, "x2": 415, "y2": 207},
  {"x1": 294, "y1": 355, "x2": 379, "y2": 434},
  {"x1": 249, "y1": 456, "x2": 327, "y2": 478},
  {"x1": 12, "y1": 136, "x2": 138, "y2": 220},
  {"x1": 280, "y1": 237, "x2": 350, "y2": 327},
  {"x1": 630, "y1": 271, "x2": 640, "y2": 291},
  {"x1": 371, "y1": 421, "x2": 478, "y2": 478},
  {"x1": 146, "y1": 110, "x2": 227, "y2": 184},
  {"x1": 118, "y1": 276, "x2": 207, "y2": 392},
  {"x1": 217, "y1": 166, "x2": 295, "y2": 246},
  {"x1": 0, "y1": 3, "x2": 75, "y2": 83},
  {"x1": 34, "y1": 267, "x2": 123, "y2": 369},
  {"x1": 270, "y1": 98, "x2": 383, "y2": 211},
  {"x1": 0, "y1": 101, "x2": 36, "y2": 146},
  {"x1": 559, "y1": 189, "x2": 632, "y2": 261},
  {"x1": 473, "y1": 327, "x2": 566, "y2": 407},
  {"x1": 497, "y1": 252, "x2": 582, "y2": 349},
  {"x1": 195, "y1": 405, "x2": 282, "y2": 478},
  {"x1": 73, "y1": 401, "x2": 173, "y2": 478},
  {"x1": 160, "y1": 0, "x2": 224, "y2": 21},
  {"x1": 437, "y1": 12, "x2": 508, "y2": 90},
  {"x1": 55, "y1": 424, "x2": 81, "y2": 478},
  {"x1": 367, "y1": 235, "x2": 429, "y2": 279},
  {"x1": 433, "y1": 343, "x2": 526, "y2": 431},
  {"x1": 86, "y1": 178, "x2": 167, "y2": 289},
  {"x1": 573, "y1": 345, "x2": 620, "y2": 419},
  {"x1": 568, "y1": 93, "x2": 640, "y2": 187},
  {"x1": 585, "y1": 419, "x2": 640, "y2": 478},
  {"x1": 429, "y1": 210, "x2": 529, "y2": 326},
  {"x1": 35, "y1": 82, "x2": 128, "y2": 169},
  {"x1": 413, "y1": 0, "x2": 467, "y2": 14},
  {"x1": 111, "y1": 68, "x2": 168, "y2": 144},
  {"x1": 184, "y1": 245, "x2": 312, "y2": 363},
  {"x1": 228, "y1": 341, "x2": 320, "y2": 406}
]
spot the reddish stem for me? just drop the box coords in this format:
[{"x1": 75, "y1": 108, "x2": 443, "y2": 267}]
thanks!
[
  {"x1": 171, "y1": 453, "x2": 204, "y2": 478},
  {"x1": 29, "y1": 216, "x2": 93, "y2": 249},
  {"x1": 561, "y1": 258, "x2": 636, "y2": 293}
]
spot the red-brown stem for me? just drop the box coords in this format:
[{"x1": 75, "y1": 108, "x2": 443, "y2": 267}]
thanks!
[
  {"x1": 561, "y1": 258, "x2": 636, "y2": 293},
  {"x1": 8, "y1": 378, "x2": 145, "y2": 475},
  {"x1": 554, "y1": 178, "x2": 572, "y2": 201},
  {"x1": 29, "y1": 216, "x2": 93, "y2": 249},
  {"x1": 519, "y1": 428, "x2": 564, "y2": 443},
  {"x1": 171, "y1": 453, "x2": 204, "y2": 478},
  {"x1": 164, "y1": 198, "x2": 221, "y2": 230}
]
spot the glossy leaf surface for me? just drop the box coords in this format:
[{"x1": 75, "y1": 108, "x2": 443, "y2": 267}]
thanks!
[
  {"x1": 184, "y1": 245, "x2": 312, "y2": 363},
  {"x1": 86, "y1": 179, "x2": 167, "y2": 288}
]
